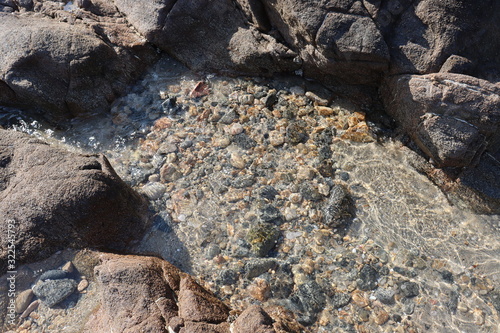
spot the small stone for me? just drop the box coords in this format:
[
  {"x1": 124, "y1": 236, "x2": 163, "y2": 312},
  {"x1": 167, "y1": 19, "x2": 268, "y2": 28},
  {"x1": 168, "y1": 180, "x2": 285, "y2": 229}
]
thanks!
[
  {"x1": 259, "y1": 204, "x2": 282, "y2": 222},
  {"x1": 218, "y1": 269, "x2": 238, "y2": 285},
  {"x1": 457, "y1": 302, "x2": 469, "y2": 313},
  {"x1": 257, "y1": 185, "x2": 279, "y2": 200},
  {"x1": 315, "y1": 106, "x2": 336, "y2": 116},
  {"x1": 296, "y1": 166, "x2": 315, "y2": 181},
  {"x1": 245, "y1": 259, "x2": 279, "y2": 279},
  {"x1": 248, "y1": 278, "x2": 271, "y2": 301},
  {"x1": 230, "y1": 153, "x2": 247, "y2": 169},
  {"x1": 189, "y1": 81, "x2": 210, "y2": 98},
  {"x1": 357, "y1": 307, "x2": 370, "y2": 322},
  {"x1": 305, "y1": 91, "x2": 329, "y2": 105},
  {"x1": 375, "y1": 288, "x2": 395, "y2": 305},
  {"x1": 219, "y1": 109, "x2": 237, "y2": 124},
  {"x1": 357, "y1": 265, "x2": 379, "y2": 291},
  {"x1": 228, "y1": 123, "x2": 244, "y2": 135},
  {"x1": 330, "y1": 292, "x2": 351, "y2": 308},
  {"x1": 400, "y1": 281, "x2": 420, "y2": 298},
  {"x1": 239, "y1": 94, "x2": 255, "y2": 105},
  {"x1": 232, "y1": 133, "x2": 257, "y2": 149},
  {"x1": 269, "y1": 131, "x2": 285, "y2": 146},
  {"x1": 232, "y1": 175, "x2": 256, "y2": 188},
  {"x1": 33, "y1": 279, "x2": 77, "y2": 307},
  {"x1": 61, "y1": 261, "x2": 74, "y2": 273},
  {"x1": 264, "y1": 91, "x2": 278, "y2": 109},
  {"x1": 289, "y1": 192, "x2": 302, "y2": 204},
  {"x1": 296, "y1": 281, "x2": 326, "y2": 313},
  {"x1": 77, "y1": 278, "x2": 89, "y2": 292},
  {"x1": 140, "y1": 182, "x2": 166, "y2": 200},
  {"x1": 374, "y1": 307, "x2": 389, "y2": 325},
  {"x1": 352, "y1": 291, "x2": 370, "y2": 308},
  {"x1": 300, "y1": 183, "x2": 322, "y2": 201},
  {"x1": 39, "y1": 269, "x2": 68, "y2": 281},
  {"x1": 15, "y1": 289, "x2": 34, "y2": 314},
  {"x1": 20, "y1": 300, "x2": 40, "y2": 319}
]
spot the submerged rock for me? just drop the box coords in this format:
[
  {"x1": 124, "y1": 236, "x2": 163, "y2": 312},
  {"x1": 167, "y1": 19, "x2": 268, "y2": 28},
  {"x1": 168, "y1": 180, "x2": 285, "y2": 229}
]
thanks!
[{"x1": 33, "y1": 279, "x2": 77, "y2": 307}]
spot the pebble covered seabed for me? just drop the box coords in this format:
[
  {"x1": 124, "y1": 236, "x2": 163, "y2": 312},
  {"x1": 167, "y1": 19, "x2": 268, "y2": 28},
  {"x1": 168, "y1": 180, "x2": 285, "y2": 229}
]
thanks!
[{"x1": 5, "y1": 56, "x2": 500, "y2": 332}]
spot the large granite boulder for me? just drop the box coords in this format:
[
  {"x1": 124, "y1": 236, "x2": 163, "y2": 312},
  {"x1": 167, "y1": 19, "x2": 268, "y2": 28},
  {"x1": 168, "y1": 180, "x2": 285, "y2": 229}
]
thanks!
[
  {"x1": 0, "y1": 129, "x2": 149, "y2": 273},
  {"x1": 113, "y1": 0, "x2": 300, "y2": 76},
  {"x1": 0, "y1": 9, "x2": 157, "y2": 121},
  {"x1": 382, "y1": 73, "x2": 500, "y2": 168}
]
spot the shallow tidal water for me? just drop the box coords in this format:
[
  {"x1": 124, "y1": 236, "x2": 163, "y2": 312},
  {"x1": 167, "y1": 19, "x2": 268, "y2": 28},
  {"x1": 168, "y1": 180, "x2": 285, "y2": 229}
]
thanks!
[{"x1": 3, "y1": 56, "x2": 500, "y2": 332}]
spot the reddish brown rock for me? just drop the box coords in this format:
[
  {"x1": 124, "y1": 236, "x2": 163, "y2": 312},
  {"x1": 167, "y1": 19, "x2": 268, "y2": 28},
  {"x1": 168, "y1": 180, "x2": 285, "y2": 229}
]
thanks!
[
  {"x1": 84, "y1": 254, "x2": 180, "y2": 333},
  {"x1": 232, "y1": 305, "x2": 275, "y2": 333},
  {"x1": 178, "y1": 275, "x2": 230, "y2": 323}
]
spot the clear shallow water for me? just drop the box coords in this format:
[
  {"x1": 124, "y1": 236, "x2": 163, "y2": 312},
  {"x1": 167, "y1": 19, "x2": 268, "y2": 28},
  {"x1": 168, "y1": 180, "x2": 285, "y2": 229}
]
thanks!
[{"x1": 3, "y1": 56, "x2": 499, "y2": 332}]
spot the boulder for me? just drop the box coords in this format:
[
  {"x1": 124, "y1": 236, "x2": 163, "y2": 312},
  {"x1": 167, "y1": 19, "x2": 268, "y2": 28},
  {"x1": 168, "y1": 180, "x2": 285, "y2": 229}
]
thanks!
[
  {"x1": 113, "y1": 0, "x2": 299, "y2": 76},
  {"x1": 0, "y1": 129, "x2": 149, "y2": 274},
  {"x1": 0, "y1": 10, "x2": 156, "y2": 121},
  {"x1": 85, "y1": 254, "x2": 180, "y2": 333},
  {"x1": 382, "y1": 73, "x2": 500, "y2": 168}
]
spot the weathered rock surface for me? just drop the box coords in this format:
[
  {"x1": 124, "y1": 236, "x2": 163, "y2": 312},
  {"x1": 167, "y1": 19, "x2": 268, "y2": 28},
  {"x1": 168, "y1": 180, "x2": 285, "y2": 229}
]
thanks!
[
  {"x1": 0, "y1": 8, "x2": 156, "y2": 120},
  {"x1": 382, "y1": 73, "x2": 500, "y2": 168},
  {"x1": 232, "y1": 305, "x2": 275, "y2": 333},
  {"x1": 0, "y1": 129, "x2": 149, "y2": 273},
  {"x1": 83, "y1": 253, "x2": 292, "y2": 333},
  {"x1": 113, "y1": 0, "x2": 299, "y2": 76}
]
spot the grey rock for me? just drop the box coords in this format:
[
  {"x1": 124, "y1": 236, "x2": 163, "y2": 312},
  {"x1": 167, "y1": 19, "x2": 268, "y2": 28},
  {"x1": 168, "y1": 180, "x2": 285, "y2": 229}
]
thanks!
[
  {"x1": 300, "y1": 184, "x2": 322, "y2": 202},
  {"x1": 232, "y1": 133, "x2": 257, "y2": 150},
  {"x1": 245, "y1": 258, "x2": 278, "y2": 279},
  {"x1": 330, "y1": 292, "x2": 351, "y2": 309},
  {"x1": 257, "y1": 185, "x2": 279, "y2": 201},
  {"x1": 375, "y1": 289, "x2": 395, "y2": 305},
  {"x1": 440, "y1": 55, "x2": 474, "y2": 75},
  {"x1": 259, "y1": 204, "x2": 282, "y2": 222},
  {"x1": 400, "y1": 281, "x2": 420, "y2": 298},
  {"x1": 33, "y1": 279, "x2": 77, "y2": 307},
  {"x1": 218, "y1": 269, "x2": 238, "y2": 285},
  {"x1": 296, "y1": 281, "x2": 326, "y2": 313},
  {"x1": 323, "y1": 184, "x2": 351, "y2": 227},
  {"x1": 286, "y1": 121, "x2": 308, "y2": 145},
  {"x1": 39, "y1": 269, "x2": 68, "y2": 281},
  {"x1": 357, "y1": 265, "x2": 379, "y2": 291},
  {"x1": 382, "y1": 73, "x2": 500, "y2": 168}
]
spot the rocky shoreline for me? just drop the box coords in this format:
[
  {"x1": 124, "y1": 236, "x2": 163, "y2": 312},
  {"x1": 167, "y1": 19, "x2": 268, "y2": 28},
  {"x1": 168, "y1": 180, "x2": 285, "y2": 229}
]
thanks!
[
  {"x1": 1, "y1": 0, "x2": 499, "y2": 332},
  {"x1": 1, "y1": 61, "x2": 499, "y2": 332}
]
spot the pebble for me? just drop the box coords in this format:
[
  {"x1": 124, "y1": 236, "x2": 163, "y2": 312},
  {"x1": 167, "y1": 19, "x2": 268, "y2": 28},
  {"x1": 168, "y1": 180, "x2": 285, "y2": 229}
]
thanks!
[
  {"x1": 375, "y1": 288, "x2": 395, "y2": 305},
  {"x1": 228, "y1": 123, "x2": 244, "y2": 135},
  {"x1": 331, "y1": 292, "x2": 351, "y2": 309},
  {"x1": 373, "y1": 307, "x2": 389, "y2": 325},
  {"x1": 77, "y1": 278, "x2": 89, "y2": 292},
  {"x1": 269, "y1": 131, "x2": 285, "y2": 146},
  {"x1": 33, "y1": 279, "x2": 77, "y2": 307},
  {"x1": 15, "y1": 289, "x2": 34, "y2": 314},
  {"x1": 230, "y1": 153, "x2": 246, "y2": 169},
  {"x1": 140, "y1": 182, "x2": 166, "y2": 200},
  {"x1": 305, "y1": 91, "x2": 329, "y2": 106},
  {"x1": 20, "y1": 300, "x2": 40, "y2": 319},
  {"x1": 400, "y1": 281, "x2": 420, "y2": 298},
  {"x1": 248, "y1": 278, "x2": 271, "y2": 301},
  {"x1": 357, "y1": 265, "x2": 379, "y2": 291}
]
